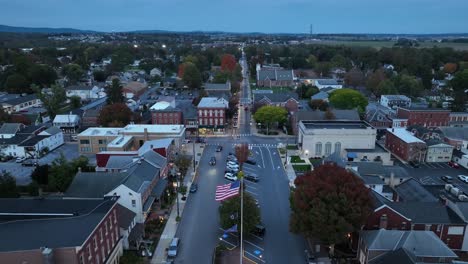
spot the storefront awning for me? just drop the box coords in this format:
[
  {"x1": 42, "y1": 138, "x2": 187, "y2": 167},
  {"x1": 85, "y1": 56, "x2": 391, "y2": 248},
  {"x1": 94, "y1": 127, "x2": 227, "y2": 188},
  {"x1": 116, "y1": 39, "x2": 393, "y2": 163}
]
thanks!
[{"x1": 347, "y1": 152, "x2": 358, "y2": 159}]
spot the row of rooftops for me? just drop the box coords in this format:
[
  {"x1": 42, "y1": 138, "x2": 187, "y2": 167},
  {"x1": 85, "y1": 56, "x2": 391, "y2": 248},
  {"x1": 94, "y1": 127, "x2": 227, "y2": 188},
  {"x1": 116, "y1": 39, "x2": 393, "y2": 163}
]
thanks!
[
  {"x1": 78, "y1": 124, "x2": 185, "y2": 137},
  {"x1": 300, "y1": 120, "x2": 373, "y2": 130}
]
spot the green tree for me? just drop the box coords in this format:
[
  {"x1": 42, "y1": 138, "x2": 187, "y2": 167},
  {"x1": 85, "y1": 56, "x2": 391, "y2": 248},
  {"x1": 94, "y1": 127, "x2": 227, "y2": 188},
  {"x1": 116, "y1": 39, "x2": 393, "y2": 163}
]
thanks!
[
  {"x1": 48, "y1": 154, "x2": 75, "y2": 192},
  {"x1": 329, "y1": 89, "x2": 368, "y2": 112},
  {"x1": 182, "y1": 62, "x2": 202, "y2": 89},
  {"x1": 290, "y1": 163, "x2": 373, "y2": 255},
  {"x1": 69, "y1": 96, "x2": 81, "y2": 109},
  {"x1": 304, "y1": 86, "x2": 319, "y2": 98},
  {"x1": 28, "y1": 64, "x2": 57, "y2": 87},
  {"x1": 93, "y1": 70, "x2": 107, "y2": 82},
  {"x1": 34, "y1": 84, "x2": 66, "y2": 118},
  {"x1": 106, "y1": 79, "x2": 124, "y2": 104},
  {"x1": 307, "y1": 55, "x2": 317, "y2": 68},
  {"x1": 5, "y1": 73, "x2": 30, "y2": 93},
  {"x1": 253, "y1": 105, "x2": 288, "y2": 135},
  {"x1": 219, "y1": 192, "x2": 260, "y2": 235},
  {"x1": 174, "y1": 155, "x2": 192, "y2": 179},
  {"x1": 62, "y1": 63, "x2": 84, "y2": 84},
  {"x1": 451, "y1": 69, "x2": 468, "y2": 111},
  {"x1": 375, "y1": 79, "x2": 398, "y2": 95},
  {"x1": 0, "y1": 172, "x2": 20, "y2": 198},
  {"x1": 393, "y1": 74, "x2": 423, "y2": 97},
  {"x1": 366, "y1": 68, "x2": 386, "y2": 95},
  {"x1": 98, "y1": 103, "x2": 133, "y2": 127}
]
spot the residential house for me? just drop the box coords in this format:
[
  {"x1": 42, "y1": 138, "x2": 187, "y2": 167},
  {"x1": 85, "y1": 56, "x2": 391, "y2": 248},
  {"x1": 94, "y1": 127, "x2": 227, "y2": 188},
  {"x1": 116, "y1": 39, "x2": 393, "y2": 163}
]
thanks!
[
  {"x1": 393, "y1": 178, "x2": 438, "y2": 202},
  {"x1": 452, "y1": 149, "x2": 468, "y2": 170},
  {"x1": 0, "y1": 123, "x2": 24, "y2": 139},
  {"x1": 313, "y1": 79, "x2": 343, "y2": 90},
  {"x1": 379, "y1": 95, "x2": 411, "y2": 110},
  {"x1": 116, "y1": 203, "x2": 143, "y2": 251},
  {"x1": 65, "y1": 85, "x2": 106, "y2": 100},
  {"x1": 290, "y1": 109, "x2": 360, "y2": 135},
  {"x1": 0, "y1": 93, "x2": 42, "y2": 114},
  {"x1": 253, "y1": 92, "x2": 299, "y2": 114},
  {"x1": 256, "y1": 64, "x2": 294, "y2": 87},
  {"x1": 425, "y1": 140, "x2": 454, "y2": 163},
  {"x1": 204, "y1": 81, "x2": 231, "y2": 97},
  {"x1": 0, "y1": 197, "x2": 123, "y2": 264},
  {"x1": 385, "y1": 128, "x2": 427, "y2": 162},
  {"x1": 150, "y1": 68, "x2": 162, "y2": 77},
  {"x1": 441, "y1": 127, "x2": 468, "y2": 154},
  {"x1": 358, "y1": 229, "x2": 457, "y2": 264},
  {"x1": 122, "y1": 81, "x2": 148, "y2": 100},
  {"x1": 396, "y1": 107, "x2": 450, "y2": 127},
  {"x1": 346, "y1": 162, "x2": 411, "y2": 186},
  {"x1": 53, "y1": 114, "x2": 81, "y2": 133},
  {"x1": 197, "y1": 97, "x2": 229, "y2": 134},
  {"x1": 449, "y1": 112, "x2": 468, "y2": 127},
  {"x1": 310, "y1": 91, "x2": 329, "y2": 102},
  {"x1": 297, "y1": 120, "x2": 376, "y2": 158},
  {"x1": 82, "y1": 109, "x2": 101, "y2": 128}
]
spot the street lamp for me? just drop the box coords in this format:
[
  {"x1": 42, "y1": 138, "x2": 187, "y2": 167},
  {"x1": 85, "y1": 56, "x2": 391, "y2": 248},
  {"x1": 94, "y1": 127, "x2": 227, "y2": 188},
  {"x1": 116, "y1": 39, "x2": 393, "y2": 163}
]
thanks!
[{"x1": 173, "y1": 181, "x2": 180, "y2": 218}]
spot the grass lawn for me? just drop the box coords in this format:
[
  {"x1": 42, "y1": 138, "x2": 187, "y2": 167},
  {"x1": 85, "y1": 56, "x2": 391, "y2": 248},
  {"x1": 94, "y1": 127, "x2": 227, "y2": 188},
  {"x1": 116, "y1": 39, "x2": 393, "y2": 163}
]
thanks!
[
  {"x1": 287, "y1": 144, "x2": 298, "y2": 150},
  {"x1": 292, "y1": 164, "x2": 311, "y2": 172},
  {"x1": 290, "y1": 155, "x2": 305, "y2": 163}
]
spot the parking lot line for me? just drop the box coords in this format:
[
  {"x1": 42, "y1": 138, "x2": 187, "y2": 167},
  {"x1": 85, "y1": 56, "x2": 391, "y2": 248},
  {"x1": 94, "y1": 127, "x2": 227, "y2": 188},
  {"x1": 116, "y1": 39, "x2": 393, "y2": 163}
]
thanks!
[
  {"x1": 246, "y1": 190, "x2": 258, "y2": 196},
  {"x1": 244, "y1": 251, "x2": 266, "y2": 263},
  {"x1": 250, "y1": 234, "x2": 264, "y2": 241},
  {"x1": 244, "y1": 240, "x2": 264, "y2": 251}
]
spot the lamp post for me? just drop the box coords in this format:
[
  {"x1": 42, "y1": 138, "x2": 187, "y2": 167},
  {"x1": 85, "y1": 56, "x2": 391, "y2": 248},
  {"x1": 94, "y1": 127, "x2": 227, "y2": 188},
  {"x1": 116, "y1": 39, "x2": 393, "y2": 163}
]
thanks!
[{"x1": 173, "y1": 180, "x2": 180, "y2": 218}]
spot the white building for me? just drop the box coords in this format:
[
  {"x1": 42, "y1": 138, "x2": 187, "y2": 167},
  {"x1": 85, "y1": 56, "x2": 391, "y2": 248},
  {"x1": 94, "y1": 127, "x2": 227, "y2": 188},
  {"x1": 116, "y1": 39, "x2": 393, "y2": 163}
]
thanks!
[
  {"x1": 298, "y1": 120, "x2": 377, "y2": 158},
  {"x1": 380, "y1": 95, "x2": 411, "y2": 109},
  {"x1": 0, "y1": 93, "x2": 42, "y2": 114},
  {"x1": 313, "y1": 79, "x2": 343, "y2": 90},
  {"x1": 53, "y1": 114, "x2": 81, "y2": 133},
  {"x1": 425, "y1": 142, "x2": 453, "y2": 163},
  {"x1": 65, "y1": 85, "x2": 106, "y2": 100}
]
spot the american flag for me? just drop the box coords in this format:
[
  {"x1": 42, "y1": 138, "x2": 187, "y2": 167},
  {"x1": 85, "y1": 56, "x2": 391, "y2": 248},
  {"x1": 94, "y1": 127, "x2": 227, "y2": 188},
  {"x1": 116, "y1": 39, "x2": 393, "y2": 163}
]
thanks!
[{"x1": 215, "y1": 181, "x2": 240, "y2": 201}]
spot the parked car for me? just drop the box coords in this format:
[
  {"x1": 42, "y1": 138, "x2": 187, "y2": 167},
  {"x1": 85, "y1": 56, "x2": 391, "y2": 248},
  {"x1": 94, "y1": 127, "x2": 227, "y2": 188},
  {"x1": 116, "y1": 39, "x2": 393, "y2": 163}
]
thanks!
[
  {"x1": 441, "y1": 175, "x2": 454, "y2": 183},
  {"x1": 252, "y1": 224, "x2": 265, "y2": 236},
  {"x1": 225, "y1": 168, "x2": 238, "y2": 173},
  {"x1": 182, "y1": 139, "x2": 191, "y2": 144},
  {"x1": 245, "y1": 173, "x2": 259, "y2": 182},
  {"x1": 227, "y1": 156, "x2": 238, "y2": 162},
  {"x1": 167, "y1": 238, "x2": 180, "y2": 258},
  {"x1": 16, "y1": 157, "x2": 26, "y2": 163},
  {"x1": 448, "y1": 161, "x2": 460, "y2": 168},
  {"x1": 209, "y1": 157, "x2": 216, "y2": 166},
  {"x1": 304, "y1": 250, "x2": 317, "y2": 264},
  {"x1": 22, "y1": 160, "x2": 38, "y2": 167},
  {"x1": 216, "y1": 145, "x2": 223, "y2": 152},
  {"x1": 227, "y1": 161, "x2": 239, "y2": 166},
  {"x1": 245, "y1": 158, "x2": 257, "y2": 165},
  {"x1": 409, "y1": 160, "x2": 420, "y2": 168},
  {"x1": 458, "y1": 175, "x2": 468, "y2": 183},
  {"x1": 226, "y1": 165, "x2": 239, "y2": 171},
  {"x1": 189, "y1": 183, "x2": 198, "y2": 193},
  {"x1": 225, "y1": 172, "x2": 237, "y2": 181}
]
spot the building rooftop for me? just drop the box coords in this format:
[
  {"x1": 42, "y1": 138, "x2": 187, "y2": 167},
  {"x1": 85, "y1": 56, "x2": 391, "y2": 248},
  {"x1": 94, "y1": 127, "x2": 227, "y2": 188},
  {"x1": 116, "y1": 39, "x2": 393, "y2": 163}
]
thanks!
[
  {"x1": 398, "y1": 106, "x2": 450, "y2": 112},
  {"x1": 301, "y1": 120, "x2": 372, "y2": 130},
  {"x1": 0, "y1": 197, "x2": 117, "y2": 252},
  {"x1": 122, "y1": 124, "x2": 185, "y2": 134},
  {"x1": 0, "y1": 93, "x2": 38, "y2": 106},
  {"x1": 381, "y1": 95, "x2": 411, "y2": 100},
  {"x1": 53, "y1": 114, "x2": 80, "y2": 124},
  {"x1": 0, "y1": 123, "x2": 23, "y2": 135},
  {"x1": 79, "y1": 127, "x2": 121, "y2": 137},
  {"x1": 316, "y1": 79, "x2": 340, "y2": 86},
  {"x1": 197, "y1": 97, "x2": 229, "y2": 108},
  {"x1": 107, "y1": 135, "x2": 133, "y2": 148},
  {"x1": 204, "y1": 82, "x2": 230, "y2": 91},
  {"x1": 295, "y1": 109, "x2": 361, "y2": 122},
  {"x1": 150, "y1": 101, "x2": 173, "y2": 111},
  {"x1": 440, "y1": 127, "x2": 468, "y2": 141},
  {"x1": 394, "y1": 178, "x2": 438, "y2": 202},
  {"x1": 386, "y1": 128, "x2": 425, "y2": 144}
]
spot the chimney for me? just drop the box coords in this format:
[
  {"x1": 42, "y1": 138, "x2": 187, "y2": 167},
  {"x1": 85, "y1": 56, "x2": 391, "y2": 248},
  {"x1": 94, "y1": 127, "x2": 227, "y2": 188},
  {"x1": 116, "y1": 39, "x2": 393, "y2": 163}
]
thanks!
[
  {"x1": 379, "y1": 214, "x2": 388, "y2": 229},
  {"x1": 389, "y1": 172, "x2": 395, "y2": 187},
  {"x1": 144, "y1": 128, "x2": 149, "y2": 141}
]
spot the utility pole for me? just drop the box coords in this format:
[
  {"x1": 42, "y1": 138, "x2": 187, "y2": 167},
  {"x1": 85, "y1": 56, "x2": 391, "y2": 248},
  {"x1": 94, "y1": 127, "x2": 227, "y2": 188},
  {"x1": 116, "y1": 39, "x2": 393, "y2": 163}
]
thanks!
[
  {"x1": 240, "y1": 177, "x2": 243, "y2": 264},
  {"x1": 192, "y1": 142, "x2": 196, "y2": 171}
]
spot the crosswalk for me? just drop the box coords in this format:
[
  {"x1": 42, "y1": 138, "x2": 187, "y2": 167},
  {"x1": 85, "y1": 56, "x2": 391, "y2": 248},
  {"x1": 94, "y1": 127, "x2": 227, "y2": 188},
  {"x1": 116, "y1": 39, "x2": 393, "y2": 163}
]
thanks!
[{"x1": 205, "y1": 143, "x2": 278, "y2": 148}]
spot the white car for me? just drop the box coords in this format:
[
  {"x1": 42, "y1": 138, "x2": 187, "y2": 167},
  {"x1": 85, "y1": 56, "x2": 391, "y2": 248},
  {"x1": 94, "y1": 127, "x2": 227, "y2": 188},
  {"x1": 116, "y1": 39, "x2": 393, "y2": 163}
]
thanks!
[
  {"x1": 15, "y1": 157, "x2": 27, "y2": 163},
  {"x1": 226, "y1": 164, "x2": 239, "y2": 170},
  {"x1": 227, "y1": 161, "x2": 239, "y2": 166},
  {"x1": 225, "y1": 173, "x2": 237, "y2": 181},
  {"x1": 458, "y1": 175, "x2": 468, "y2": 183}
]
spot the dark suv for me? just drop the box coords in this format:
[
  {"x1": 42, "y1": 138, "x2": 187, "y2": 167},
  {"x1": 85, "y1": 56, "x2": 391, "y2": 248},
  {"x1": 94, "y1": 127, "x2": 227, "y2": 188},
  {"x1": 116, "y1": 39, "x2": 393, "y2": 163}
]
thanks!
[
  {"x1": 209, "y1": 157, "x2": 216, "y2": 166},
  {"x1": 245, "y1": 158, "x2": 257, "y2": 165},
  {"x1": 244, "y1": 174, "x2": 259, "y2": 182},
  {"x1": 252, "y1": 224, "x2": 265, "y2": 236}
]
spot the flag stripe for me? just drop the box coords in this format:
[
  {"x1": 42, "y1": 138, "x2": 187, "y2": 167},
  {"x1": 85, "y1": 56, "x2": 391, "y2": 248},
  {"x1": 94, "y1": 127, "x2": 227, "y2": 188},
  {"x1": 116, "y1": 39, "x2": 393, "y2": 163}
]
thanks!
[{"x1": 215, "y1": 181, "x2": 240, "y2": 201}]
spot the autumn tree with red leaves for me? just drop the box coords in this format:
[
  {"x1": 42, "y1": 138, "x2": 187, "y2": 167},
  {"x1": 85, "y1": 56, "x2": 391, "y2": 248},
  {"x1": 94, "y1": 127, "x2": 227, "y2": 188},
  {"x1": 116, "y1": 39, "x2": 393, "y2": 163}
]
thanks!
[
  {"x1": 98, "y1": 103, "x2": 134, "y2": 127},
  {"x1": 290, "y1": 163, "x2": 373, "y2": 255},
  {"x1": 221, "y1": 54, "x2": 237, "y2": 72},
  {"x1": 235, "y1": 143, "x2": 249, "y2": 168}
]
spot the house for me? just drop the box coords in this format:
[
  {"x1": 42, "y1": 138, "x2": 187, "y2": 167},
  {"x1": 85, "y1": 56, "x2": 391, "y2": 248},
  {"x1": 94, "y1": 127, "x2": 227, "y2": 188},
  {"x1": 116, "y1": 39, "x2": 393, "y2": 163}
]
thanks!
[
  {"x1": 452, "y1": 149, "x2": 468, "y2": 170},
  {"x1": 379, "y1": 95, "x2": 411, "y2": 109},
  {"x1": 116, "y1": 204, "x2": 143, "y2": 250},
  {"x1": 449, "y1": 112, "x2": 468, "y2": 127},
  {"x1": 0, "y1": 197, "x2": 123, "y2": 264},
  {"x1": 365, "y1": 108, "x2": 393, "y2": 130},
  {"x1": 204, "y1": 81, "x2": 231, "y2": 95},
  {"x1": 313, "y1": 79, "x2": 343, "y2": 90},
  {"x1": 122, "y1": 81, "x2": 148, "y2": 100},
  {"x1": 385, "y1": 128, "x2": 427, "y2": 163},
  {"x1": 396, "y1": 107, "x2": 450, "y2": 128},
  {"x1": 358, "y1": 229, "x2": 457, "y2": 264},
  {"x1": 150, "y1": 100, "x2": 183, "y2": 125},
  {"x1": 0, "y1": 93, "x2": 42, "y2": 114},
  {"x1": 256, "y1": 64, "x2": 294, "y2": 87},
  {"x1": 311, "y1": 91, "x2": 329, "y2": 102},
  {"x1": 290, "y1": 109, "x2": 360, "y2": 135},
  {"x1": 82, "y1": 109, "x2": 101, "y2": 128},
  {"x1": 77, "y1": 124, "x2": 185, "y2": 154},
  {"x1": 53, "y1": 114, "x2": 81, "y2": 133},
  {"x1": 65, "y1": 85, "x2": 106, "y2": 100},
  {"x1": 393, "y1": 178, "x2": 438, "y2": 202},
  {"x1": 345, "y1": 144, "x2": 393, "y2": 165},
  {"x1": 298, "y1": 120, "x2": 376, "y2": 158},
  {"x1": 365, "y1": 190, "x2": 467, "y2": 252},
  {"x1": 346, "y1": 162, "x2": 411, "y2": 186},
  {"x1": 0, "y1": 123, "x2": 24, "y2": 139},
  {"x1": 425, "y1": 140, "x2": 454, "y2": 163},
  {"x1": 66, "y1": 157, "x2": 168, "y2": 224},
  {"x1": 441, "y1": 127, "x2": 468, "y2": 154},
  {"x1": 253, "y1": 92, "x2": 299, "y2": 114},
  {"x1": 197, "y1": 97, "x2": 229, "y2": 134}
]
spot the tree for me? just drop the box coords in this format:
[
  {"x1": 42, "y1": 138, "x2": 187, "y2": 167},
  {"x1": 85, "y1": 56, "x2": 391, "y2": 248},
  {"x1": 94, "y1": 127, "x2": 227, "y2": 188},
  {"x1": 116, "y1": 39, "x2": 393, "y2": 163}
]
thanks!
[
  {"x1": 324, "y1": 108, "x2": 335, "y2": 120},
  {"x1": 219, "y1": 192, "x2": 260, "y2": 235},
  {"x1": 48, "y1": 153, "x2": 75, "y2": 192},
  {"x1": 306, "y1": 55, "x2": 317, "y2": 68},
  {"x1": 443, "y1": 63, "x2": 458, "y2": 74},
  {"x1": 304, "y1": 86, "x2": 319, "y2": 98},
  {"x1": 290, "y1": 163, "x2": 373, "y2": 255},
  {"x1": 235, "y1": 143, "x2": 249, "y2": 168},
  {"x1": 315, "y1": 62, "x2": 332, "y2": 77},
  {"x1": 375, "y1": 79, "x2": 397, "y2": 95},
  {"x1": 106, "y1": 79, "x2": 124, "y2": 104},
  {"x1": 0, "y1": 107, "x2": 10, "y2": 123},
  {"x1": 393, "y1": 74, "x2": 423, "y2": 97},
  {"x1": 174, "y1": 155, "x2": 192, "y2": 179},
  {"x1": 34, "y1": 84, "x2": 66, "y2": 118},
  {"x1": 93, "y1": 70, "x2": 107, "y2": 82},
  {"x1": 329, "y1": 89, "x2": 368, "y2": 113},
  {"x1": 308, "y1": 99, "x2": 329, "y2": 111},
  {"x1": 30, "y1": 164, "x2": 49, "y2": 185},
  {"x1": 0, "y1": 172, "x2": 20, "y2": 198},
  {"x1": 98, "y1": 103, "x2": 133, "y2": 127},
  {"x1": 28, "y1": 64, "x2": 57, "y2": 87},
  {"x1": 182, "y1": 62, "x2": 202, "y2": 89},
  {"x1": 344, "y1": 68, "x2": 365, "y2": 88},
  {"x1": 221, "y1": 54, "x2": 237, "y2": 72},
  {"x1": 70, "y1": 96, "x2": 81, "y2": 109},
  {"x1": 366, "y1": 69, "x2": 386, "y2": 95},
  {"x1": 62, "y1": 64, "x2": 84, "y2": 84},
  {"x1": 253, "y1": 105, "x2": 288, "y2": 135},
  {"x1": 5, "y1": 73, "x2": 30, "y2": 93},
  {"x1": 451, "y1": 69, "x2": 468, "y2": 111}
]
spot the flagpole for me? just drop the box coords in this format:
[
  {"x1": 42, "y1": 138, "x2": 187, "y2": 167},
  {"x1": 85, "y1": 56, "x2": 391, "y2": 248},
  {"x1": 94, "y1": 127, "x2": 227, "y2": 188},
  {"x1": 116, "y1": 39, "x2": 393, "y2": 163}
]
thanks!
[{"x1": 240, "y1": 177, "x2": 243, "y2": 264}]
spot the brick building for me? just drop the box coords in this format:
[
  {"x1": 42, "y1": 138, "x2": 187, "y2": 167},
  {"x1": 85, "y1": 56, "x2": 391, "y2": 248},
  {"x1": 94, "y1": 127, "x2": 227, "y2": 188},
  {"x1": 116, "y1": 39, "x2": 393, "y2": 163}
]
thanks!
[
  {"x1": 253, "y1": 92, "x2": 299, "y2": 114},
  {"x1": 0, "y1": 197, "x2": 123, "y2": 264},
  {"x1": 256, "y1": 64, "x2": 294, "y2": 87},
  {"x1": 150, "y1": 101, "x2": 183, "y2": 125},
  {"x1": 396, "y1": 107, "x2": 450, "y2": 127},
  {"x1": 385, "y1": 128, "x2": 427, "y2": 162},
  {"x1": 197, "y1": 97, "x2": 229, "y2": 134},
  {"x1": 449, "y1": 112, "x2": 468, "y2": 127}
]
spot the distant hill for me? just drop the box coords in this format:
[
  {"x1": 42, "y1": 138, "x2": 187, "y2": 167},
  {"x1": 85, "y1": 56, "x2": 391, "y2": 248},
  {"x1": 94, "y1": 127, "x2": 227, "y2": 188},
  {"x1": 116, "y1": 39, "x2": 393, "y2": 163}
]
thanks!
[{"x1": 0, "y1": 24, "x2": 97, "y2": 34}]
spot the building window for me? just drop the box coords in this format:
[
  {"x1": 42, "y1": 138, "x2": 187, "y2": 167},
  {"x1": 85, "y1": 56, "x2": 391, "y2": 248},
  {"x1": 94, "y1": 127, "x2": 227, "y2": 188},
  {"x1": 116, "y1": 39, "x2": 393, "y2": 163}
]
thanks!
[
  {"x1": 107, "y1": 239, "x2": 111, "y2": 253},
  {"x1": 101, "y1": 247, "x2": 105, "y2": 262},
  {"x1": 79, "y1": 254, "x2": 84, "y2": 264},
  {"x1": 111, "y1": 232, "x2": 115, "y2": 246},
  {"x1": 315, "y1": 142, "x2": 322, "y2": 156},
  {"x1": 425, "y1": 224, "x2": 431, "y2": 231},
  {"x1": 325, "y1": 142, "x2": 332, "y2": 156},
  {"x1": 98, "y1": 139, "x2": 107, "y2": 144},
  {"x1": 334, "y1": 142, "x2": 341, "y2": 153},
  {"x1": 115, "y1": 228, "x2": 119, "y2": 239},
  {"x1": 88, "y1": 245, "x2": 92, "y2": 259},
  {"x1": 94, "y1": 236, "x2": 98, "y2": 251},
  {"x1": 80, "y1": 139, "x2": 90, "y2": 144},
  {"x1": 99, "y1": 147, "x2": 107, "y2": 151},
  {"x1": 132, "y1": 199, "x2": 136, "y2": 207},
  {"x1": 105, "y1": 222, "x2": 108, "y2": 234},
  {"x1": 100, "y1": 229, "x2": 103, "y2": 241},
  {"x1": 220, "y1": 118, "x2": 223, "y2": 124},
  {"x1": 209, "y1": 110, "x2": 213, "y2": 116}
]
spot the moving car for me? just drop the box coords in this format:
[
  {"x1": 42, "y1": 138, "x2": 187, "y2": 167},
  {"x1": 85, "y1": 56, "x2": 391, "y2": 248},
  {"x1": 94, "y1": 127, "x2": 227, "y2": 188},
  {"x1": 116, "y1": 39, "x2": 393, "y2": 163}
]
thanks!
[
  {"x1": 16, "y1": 157, "x2": 26, "y2": 163},
  {"x1": 441, "y1": 175, "x2": 454, "y2": 183},
  {"x1": 167, "y1": 238, "x2": 180, "y2": 258},
  {"x1": 252, "y1": 224, "x2": 265, "y2": 237},
  {"x1": 225, "y1": 172, "x2": 237, "y2": 181},
  {"x1": 216, "y1": 145, "x2": 223, "y2": 152},
  {"x1": 209, "y1": 157, "x2": 216, "y2": 166},
  {"x1": 189, "y1": 183, "x2": 198, "y2": 193},
  {"x1": 244, "y1": 173, "x2": 259, "y2": 182},
  {"x1": 458, "y1": 175, "x2": 468, "y2": 183},
  {"x1": 448, "y1": 161, "x2": 460, "y2": 168}
]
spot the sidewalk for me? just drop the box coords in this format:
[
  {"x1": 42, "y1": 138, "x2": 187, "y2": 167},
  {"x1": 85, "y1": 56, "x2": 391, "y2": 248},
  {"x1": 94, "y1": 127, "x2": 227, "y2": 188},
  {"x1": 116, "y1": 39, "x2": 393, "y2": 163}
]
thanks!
[
  {"x1": 250, "y1": 122, "x2": 295, "y2": 138},
  {"x1": 151, "y1": 144, "x2": 203, "y2": 264}
]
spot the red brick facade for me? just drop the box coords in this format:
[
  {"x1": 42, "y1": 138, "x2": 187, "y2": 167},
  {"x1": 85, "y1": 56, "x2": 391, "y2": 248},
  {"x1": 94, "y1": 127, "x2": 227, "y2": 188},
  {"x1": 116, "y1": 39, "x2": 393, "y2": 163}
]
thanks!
[
  {"x1": 385, "y1": 130, "x2": 427, "y2": 162},
  {"x1": 197, "y1": 108, "x2": 226, "y2": 128},
  {"x1": 396, "y1": 108, "x2": 450, "y2": 127},
  {"x1": 366, "y1": 206, "x2": 466, "y2": 251},
  {"x1": 151, "y1": 110, "x2": 183, "y2": 125}
]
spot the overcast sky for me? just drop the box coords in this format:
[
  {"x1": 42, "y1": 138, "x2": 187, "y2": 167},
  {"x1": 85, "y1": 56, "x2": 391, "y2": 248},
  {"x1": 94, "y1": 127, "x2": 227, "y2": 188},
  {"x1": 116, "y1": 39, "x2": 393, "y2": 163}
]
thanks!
[{"x1": 0, "y1": 0, "x2": 467, "y2": 34}]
